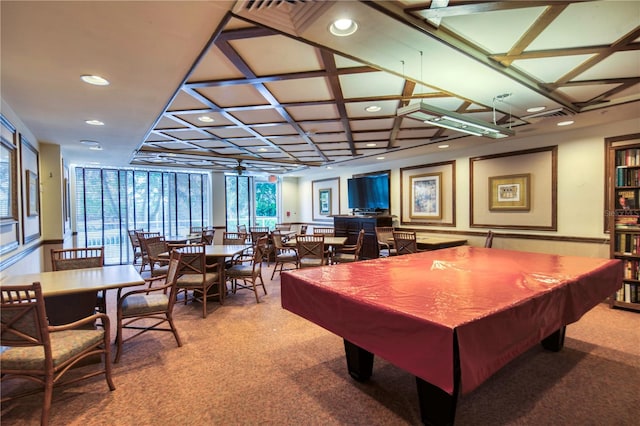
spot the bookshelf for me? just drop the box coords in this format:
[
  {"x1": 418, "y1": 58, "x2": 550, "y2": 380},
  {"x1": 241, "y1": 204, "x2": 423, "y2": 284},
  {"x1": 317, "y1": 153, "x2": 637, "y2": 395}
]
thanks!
[{"x1": 607, "y1": 136, "x2": 640, "y2": 312}]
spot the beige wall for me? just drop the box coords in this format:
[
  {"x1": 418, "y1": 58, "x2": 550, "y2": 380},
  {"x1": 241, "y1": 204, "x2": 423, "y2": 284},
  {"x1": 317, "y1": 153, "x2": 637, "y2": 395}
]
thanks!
[{"x1": 296, "y1": 118, "x2": 640, "y2": 257}]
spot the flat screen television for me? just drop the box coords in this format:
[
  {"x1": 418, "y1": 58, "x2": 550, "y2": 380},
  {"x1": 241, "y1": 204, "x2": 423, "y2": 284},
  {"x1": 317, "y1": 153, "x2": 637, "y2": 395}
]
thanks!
[{"x1": 347, "y1": 174, "x2": 390, "y2": 211}]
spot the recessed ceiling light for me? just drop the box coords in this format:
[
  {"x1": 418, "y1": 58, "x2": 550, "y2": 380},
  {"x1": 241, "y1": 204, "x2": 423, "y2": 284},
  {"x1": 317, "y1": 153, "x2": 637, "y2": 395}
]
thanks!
[
  {"x1": 526, "y1": 106, "x2": 546, "y2": 113},
  {"x1": 376, "y1": 156, "x2": 385, "y2": 160},
  {"x1": 89, "y1": 145, "x2": 103, "y2": 151},
  {"x1": 329, "y1": 18, "x2": 358, "y2": 36},
  {"x1": 80, "y1": 140, "x2": 100, "y2": 146},
  {"x1": 557, "y1": 120, "x2": 574, "y2": 126},
  {"x1": 85, "y1": 119, "x2": 104, "y2": 126},
  {"x1": 258, "y1": 148, "x2": 268, "y2": 152},
  {"x1": 438, "y1": 144, "x2": 449, "y2": 149},
  {"x1": 80, "y1": 75, "x2": 109, "y2": 86},
  {"x1": 365, "y1": 105, "x2": 381, "y2": 112},
  {"x1": 198, "y1": 115, "x2": 214, "y2": 123},
  {"x1": 366, "y1": 143, "x2": 377, "y2": 147}
]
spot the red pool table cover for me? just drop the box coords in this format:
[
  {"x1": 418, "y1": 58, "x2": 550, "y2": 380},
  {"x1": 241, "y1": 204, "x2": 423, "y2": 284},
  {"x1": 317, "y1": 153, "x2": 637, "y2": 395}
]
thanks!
[{"x1": 281, "y1": 246, "x2": 622, "y2": 395}]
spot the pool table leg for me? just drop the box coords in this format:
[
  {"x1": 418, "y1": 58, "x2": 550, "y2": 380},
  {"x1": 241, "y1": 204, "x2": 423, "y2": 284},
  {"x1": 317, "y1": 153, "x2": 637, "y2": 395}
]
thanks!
[
  {"x1": 416, "y1": 377, "x2": 458, "y2": 426},
  {"x1": 541, "y1": 326, "x2": 566, "y2": 352},
  {"x1": 343, "y1": 339, "x2": 374, "y2": 381}
]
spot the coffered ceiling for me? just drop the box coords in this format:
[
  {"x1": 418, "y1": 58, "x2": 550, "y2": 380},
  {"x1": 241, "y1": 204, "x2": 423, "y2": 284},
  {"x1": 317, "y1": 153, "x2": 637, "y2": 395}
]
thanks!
[{"x1": 2, "y1": 1, "x2": 639, "y2": 175}]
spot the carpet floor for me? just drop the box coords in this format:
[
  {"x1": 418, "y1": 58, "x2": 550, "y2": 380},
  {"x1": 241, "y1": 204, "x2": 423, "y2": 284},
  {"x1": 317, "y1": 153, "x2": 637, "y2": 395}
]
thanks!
[{"x1": 2, "y1": 261, "x2": 639, "y2": 425}]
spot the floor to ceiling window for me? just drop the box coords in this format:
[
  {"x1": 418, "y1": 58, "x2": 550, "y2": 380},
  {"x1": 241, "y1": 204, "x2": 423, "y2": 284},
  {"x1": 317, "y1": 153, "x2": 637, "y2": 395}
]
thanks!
[
  {"x1": 75, "y1": 167, "x2": 210, "y2": 265},
  {"x1": 225, "y1": 175, "x2": 278, "y2": 231}
]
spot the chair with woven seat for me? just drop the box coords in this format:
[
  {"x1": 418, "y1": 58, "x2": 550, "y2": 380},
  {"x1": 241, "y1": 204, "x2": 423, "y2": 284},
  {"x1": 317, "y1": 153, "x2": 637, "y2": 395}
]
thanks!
[
  {"x1": 375, "y1": 226, "x2": 397, "y2": 257},
  {"x1": 143, "y1": 236, "x2": 170, "y2": 277},
  {"x1": 127, "y1": 228, "x2": 144, "y2": 267},
  {"x1": 332, "y1": 229, "x2": 365, "y2": 264},
  {"x1": 312, "y1": 227, "x2": 334, "y2": 236},
  {"x1": 1, "y1": 281, "x2": 115, "y2": 426},
  {"x1": 223, "y1": 231, "x2": 247, "y2": 245},
  {"x1": 175, "y1": 243, "x2": 222, "y2": 318},
  {"x1": 250, "y1": 226, "x2": 271, "y2": 264},
  {"x1": 393, "y1": 231, "x2": 423, "y2": 255},
  {"x1": 201, "y1": 228, "x2": 215, "y2": 245},
  {"x1": 114, "y1": 253, "x2": 183, "y2": 363},
  {"x1": 51, "y1": 247, "x2": 106, "y2": 326},
  {"x1": 271, "y1": 230, "x2": 299, "y2": 279},
  {"x1": 226, "y1": 236, "x2": 268, "y2": 303},
  {"x1": 135, "y1": 231, "x2": 161, "y2": 272},
  {"x1": 296, "y1": 234, "x2": 326, "y2": 268}
]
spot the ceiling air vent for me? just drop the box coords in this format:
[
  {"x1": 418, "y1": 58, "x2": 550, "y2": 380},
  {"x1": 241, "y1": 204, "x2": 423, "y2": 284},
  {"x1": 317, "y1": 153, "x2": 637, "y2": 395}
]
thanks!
[
  {"x1": 233, "y1": 0, "x2": 331, "y2": 36},
  {"x1": 521, "y1": 107, "x2": 573, "y2": 121}
]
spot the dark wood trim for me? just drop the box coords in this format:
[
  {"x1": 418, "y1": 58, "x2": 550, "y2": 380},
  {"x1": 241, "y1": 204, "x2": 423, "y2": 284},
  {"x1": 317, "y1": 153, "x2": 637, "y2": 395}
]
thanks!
[{"x1": 397, "y1": 227, "x2": 608, "y2": 245}]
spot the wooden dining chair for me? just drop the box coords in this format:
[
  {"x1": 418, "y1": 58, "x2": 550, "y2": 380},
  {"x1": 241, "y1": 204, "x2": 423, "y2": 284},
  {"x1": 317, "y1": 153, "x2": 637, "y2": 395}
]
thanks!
[
  {"x1": 332, "y1": 229, "x2": 365, "y2": 264},
  {"x1": 250, "y1": 226, "x2": 271, "y2": 264},
  {"x1": 393, "y1": 231, "x2": 421, "y2": 255},
  {"x1": 50, "y1": 247, "x2": 107, "y2": 326},
  {"x1": 296, "y1": 234, "x2": 326, "y2": 268},
  {"x1": 127, "y1": 228, "x2": 144, "y2": 266},
  {"x1": 144, "y1": 236, "x2": 170, "y2": 277},
  {"x1": 201, "y1": 228, "x2": 215, "y2": 245},
  {"x1": 375, "y1": 226, "x2": 397, "y2": 257},
  {"x1": 312, "y1": 227, "x2": 335, "y2": 236},
  {"x1": 174, "y1": 243, "x2": 222, "y2": 318},
  {"x1": 484, "y1": 230, "x2": 495, "y2": 248},
  {"x1": 114, "y1": 252, "x2": 183, "y2": 363},
  {"x1": 225, "y1": 236, "x2": 268, "y2": 303},
  {"x1": 136, "y1": 231, "x2": 161, "y2": 272},
  {"x1": 271, "y1": 230, "x2": 299, "y2": 279},
  {"x1": 1, "y1": 281, "x2": 115, "y2": 425}
]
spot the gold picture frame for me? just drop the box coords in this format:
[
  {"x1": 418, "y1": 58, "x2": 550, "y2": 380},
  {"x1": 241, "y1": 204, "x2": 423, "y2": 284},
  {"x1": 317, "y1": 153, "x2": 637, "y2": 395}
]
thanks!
[
  {"x1": 319, "y1": 188, "x2": 331, "y2": 215},
  {"x1": 489, "y1": 173, "x2": 530, "y2": 211},
  {"x1": 410, "y1": 172, "x2": 442, "y2": 219}
]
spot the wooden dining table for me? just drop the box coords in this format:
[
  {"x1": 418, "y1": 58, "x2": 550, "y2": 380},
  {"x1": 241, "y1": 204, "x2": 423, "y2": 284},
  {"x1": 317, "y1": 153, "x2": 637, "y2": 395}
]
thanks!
[
  {"x1": 2, "y1": 265, "x2": 145, "y2": 325},
  {"x1": 284, "y1": 236, "x2": 348, "y2": 248}
]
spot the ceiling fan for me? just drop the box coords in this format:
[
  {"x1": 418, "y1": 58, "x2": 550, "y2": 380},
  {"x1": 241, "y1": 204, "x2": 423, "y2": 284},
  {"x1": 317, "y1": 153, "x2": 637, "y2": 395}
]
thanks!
[{"x1": 234, "y1": 160, "x2": 247, "y2": 175}]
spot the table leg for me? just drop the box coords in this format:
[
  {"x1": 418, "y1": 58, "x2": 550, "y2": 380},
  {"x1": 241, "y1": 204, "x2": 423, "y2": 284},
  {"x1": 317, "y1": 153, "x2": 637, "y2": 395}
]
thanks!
[
  {"x1": 343, "y1": 337, "x2": 461, "y2": 426},
  {"x1": 541, "y1": 326, "x2": 566, "y2": 352},
  {"x1": 343, "y1": 339, "x2": 374, "y2": 381}
]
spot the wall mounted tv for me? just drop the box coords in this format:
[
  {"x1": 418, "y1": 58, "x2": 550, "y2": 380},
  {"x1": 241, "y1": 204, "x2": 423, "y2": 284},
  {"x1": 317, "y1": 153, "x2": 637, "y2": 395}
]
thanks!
[{"x1": 347, "y1": 174, "x2": 390, "y2": 212}]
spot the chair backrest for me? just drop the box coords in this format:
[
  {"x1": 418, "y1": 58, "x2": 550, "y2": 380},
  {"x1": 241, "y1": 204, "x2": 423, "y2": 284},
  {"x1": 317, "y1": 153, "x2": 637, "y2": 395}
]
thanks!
[
  {"x1": 275, "y1": 224, "x2": 291, "y2": 231},
  {"x1": 223, "y1": 232, "x2": 247, "y2": 245},
  {"x1": 128, "y1": 229, "x2": 143, "y2": 249},
  {"x1": 271, "y1": 231, "x2": 287, "y2": 251},
  {"x1": 313, "y1": 227, "x2": 334, "y2": 236},
  {"x1": 165, "y1": 252, "x2": 183, "y2": 306},
  {"x1": 250, "y1": 227, "x2": 270, "y2": 245},
  {"x1": 251, "y1": 236, "x2": 268, "y2": 270},
  {"x1": 237, "y1": 224, "x2": 247, "y2": 234},
  {"x1": 353, "y1": 229, "x2": 366, "y2": 260},
  {"x1": 201, "y1": 229, "x2": 215, "y2": 245},
  {"x1": 393, "y1": 231, "x2": 418, "y2": 255},
  {"x1": 51, "y1": 247, "x2": 104, "y2": 271},
  {"x1": 375, "y1": 226, "x2": 394, "y2": 247},
  {"x1": 136, "y1": 231, "x2": 162, "y2": 256},
  {"x1": 175, "y1": 243, "x2": 207, "y2": 276},
  {"x1": 190, "y1": 226, "x2": 204, "y2": 234},
  {"x1": 145, "y1": 236, "x2": 169, "y2": 261},
  {"x1": 484, "y1": 230, "x2": 495, "y2": 248},
  {"x1": 296, "y1": 235, "x2": 325, "y2": 263},
  {"x1": 1, "y1": 282, "x2": 50, "y2": 354}
]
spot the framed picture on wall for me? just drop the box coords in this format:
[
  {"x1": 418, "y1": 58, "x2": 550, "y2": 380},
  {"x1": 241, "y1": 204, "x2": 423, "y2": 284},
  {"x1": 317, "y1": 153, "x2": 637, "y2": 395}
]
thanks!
[
  {"x1": 26, "y1": 170, "x2": 39, "y2": 216},
  {"x1": 312, "y1": 178, "x2": 340, "y2": 221},
  {"x1": 489, "y1": 174, "x2": 531, "y2": 211},
  {"x1": 319, "y1": 188, "x2": 331, "y2": 215},
  {"x1": 410, "y1": 173, "x2": 442, "y2": 219}
]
